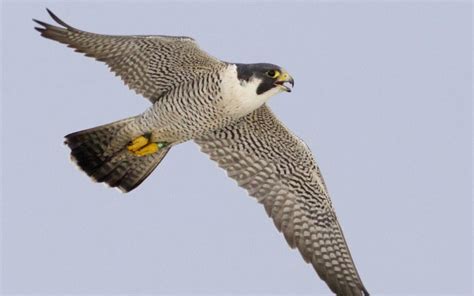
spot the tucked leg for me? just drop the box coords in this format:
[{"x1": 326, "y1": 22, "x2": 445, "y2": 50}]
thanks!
[
  {"x1": 127, "y1": 136, "x2": 149, "y2": 152},
  {"x1": 128, "y1": 135, "x2": 168, "y2": 157},
  {"x1": 134, "y1": 143, "x2": 159, "y2": 156}
]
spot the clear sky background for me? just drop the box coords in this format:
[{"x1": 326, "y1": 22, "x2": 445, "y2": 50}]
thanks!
[{"x1": 1, "y1": 1, "x2": 472, "y2": 295}]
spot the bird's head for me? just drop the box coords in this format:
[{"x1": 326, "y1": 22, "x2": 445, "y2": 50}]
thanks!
[{"x1": 235, "y1": 63, "x2": 294, "y2": 95}]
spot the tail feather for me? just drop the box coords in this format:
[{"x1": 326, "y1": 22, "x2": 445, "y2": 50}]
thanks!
[{"x1": 65, "y1": 118, "x2": 170, "y2": 192}]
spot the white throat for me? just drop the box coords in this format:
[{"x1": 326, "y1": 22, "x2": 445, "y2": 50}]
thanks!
[{"x1": 219, "y1": 64, "x2": 283, "y2": 118}]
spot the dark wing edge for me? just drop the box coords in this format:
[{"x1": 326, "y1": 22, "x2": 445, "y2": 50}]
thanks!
[
  {"x1": 34, "y1": 8, "x2": 144, "y2": 58},
  {"x1": 33, "y1": 8, "x2": 196, "y2": 46},
  {"x1": 195, "y1": 104, "x2": 369, "y2": 296}
]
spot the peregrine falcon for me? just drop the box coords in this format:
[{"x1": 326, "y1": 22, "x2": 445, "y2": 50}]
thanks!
[{"x1": 34, "y1": 9, "x2": 369, "y2": 296}]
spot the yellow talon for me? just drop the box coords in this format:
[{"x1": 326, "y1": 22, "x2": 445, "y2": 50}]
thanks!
[
  {"x1": 127, "y1": 136, "x2": 149, "y2": 152},
  {"x1": 134, "y1": 143, "x2": 159, "y2": 157},
  {"x1": 127, "y1": 136, "x2": 167, "y2": 156}
]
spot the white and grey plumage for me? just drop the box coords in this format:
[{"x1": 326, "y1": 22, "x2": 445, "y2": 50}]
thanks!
[{"x1": 34, "y1": 9, "x2": 369, "y2": 296}]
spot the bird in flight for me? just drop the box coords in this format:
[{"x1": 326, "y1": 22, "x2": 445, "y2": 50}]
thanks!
[{"x1": 34, "y1": 9, "x2": 369, "y2": 295}]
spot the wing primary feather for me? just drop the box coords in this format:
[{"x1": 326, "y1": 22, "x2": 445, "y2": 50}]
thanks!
[{"x1": 46, "y1": 8, "x2": 75, "y2": 30}]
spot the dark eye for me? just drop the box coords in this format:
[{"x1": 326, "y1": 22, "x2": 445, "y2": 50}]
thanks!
[{"x1": 266, "y1": 70, "x2": 280, "y2": 78}]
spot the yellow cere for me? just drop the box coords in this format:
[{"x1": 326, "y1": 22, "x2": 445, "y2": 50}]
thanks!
[{"x1": 278, "y1": 72, "x2": 290, "y2": 82}]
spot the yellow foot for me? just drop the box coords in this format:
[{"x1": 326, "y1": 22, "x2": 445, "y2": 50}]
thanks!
[
  {"x1": 134, "y1": 143, "x2": 159, "y2": 157},
  {"x1": 127, "y1": 135, "x2": 168, "y2": 157},
  {"x1": 127, "y1": 136, "x2": 149, "y2": 152}
]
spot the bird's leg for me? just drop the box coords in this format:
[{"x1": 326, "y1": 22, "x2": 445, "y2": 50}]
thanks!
[
  {"x1": 127, "y1": 135, "x2": 168, "y2": 157},
  {"x1": 127, "y1": 136, "x2": 149, "y2": 152},
  {"x1": 133, "y1": 142, "x2": 158, "y2": 156}
]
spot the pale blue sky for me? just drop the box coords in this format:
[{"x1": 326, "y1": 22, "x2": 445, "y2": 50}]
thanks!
[{"x1": 1, "y1": 1, "x2": 472, "y2": 295}]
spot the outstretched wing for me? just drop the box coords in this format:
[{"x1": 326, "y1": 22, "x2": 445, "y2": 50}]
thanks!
[
  {"x1": 195, "y1": 105, "x2": 369, "y2": 296},
  {"x1": 34, "y1": 9, "x2": 224, "y2": 103}
]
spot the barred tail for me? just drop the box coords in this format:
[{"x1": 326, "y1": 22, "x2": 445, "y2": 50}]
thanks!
[{"x1": 64, "y1": 118, "x2": 171, "y2": 192}]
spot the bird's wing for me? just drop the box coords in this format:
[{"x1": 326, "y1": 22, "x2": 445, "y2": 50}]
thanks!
[
  {"x1": 195, "y1": 104, "x2": 369, "y2": 296},
  {"x1": 34, "y1": 9, "x2": 224, "y2": 103}
]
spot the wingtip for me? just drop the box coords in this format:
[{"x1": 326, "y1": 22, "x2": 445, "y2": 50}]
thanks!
[
  {"x1": 32, "y1": 18, "x2": 48, "y2": 27},
  {"x1": 45, "y1": 8, "x2": 72, "y2": 29},
  {"x1": 34, "y1": 27, "x2": 45, "y2": 33},
  {"x1": 33, "y1": 18, "x2": 47, "y2": 33},
  {"x1": 45, "y1": 8, "x2": 56, "y2": 20}
]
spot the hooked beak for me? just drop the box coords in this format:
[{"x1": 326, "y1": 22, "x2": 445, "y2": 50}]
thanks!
[{"x1": 274, "y1": 71, "x2": 295, "y2": 92}]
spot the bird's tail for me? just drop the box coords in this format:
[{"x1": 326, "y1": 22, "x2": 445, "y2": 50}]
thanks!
[{"x1": 64, "y1": 117, "x2": 171, "y2": 192}]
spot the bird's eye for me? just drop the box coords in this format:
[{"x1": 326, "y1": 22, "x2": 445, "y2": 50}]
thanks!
[{"x1": 266, "y1": 70, "x2": 280, "y2": 78}]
